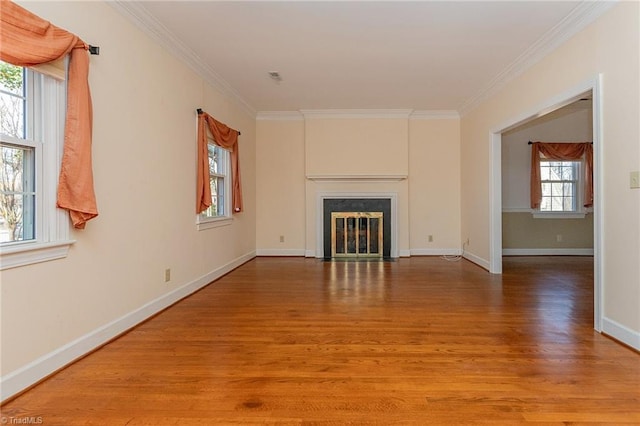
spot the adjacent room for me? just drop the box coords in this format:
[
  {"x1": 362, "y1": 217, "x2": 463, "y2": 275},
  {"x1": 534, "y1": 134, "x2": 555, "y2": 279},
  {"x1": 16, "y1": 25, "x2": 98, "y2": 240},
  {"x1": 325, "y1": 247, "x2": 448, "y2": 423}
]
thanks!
[{"x1": 1, "y1": 0, "x2": 638, "y2": 423}]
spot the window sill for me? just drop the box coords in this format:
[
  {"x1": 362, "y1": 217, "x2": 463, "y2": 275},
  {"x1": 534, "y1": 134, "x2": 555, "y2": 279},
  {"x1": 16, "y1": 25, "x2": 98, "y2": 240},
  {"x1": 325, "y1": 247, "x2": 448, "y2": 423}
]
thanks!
[
  {"x1": 0, "y1": 240, "x2": 75, "y2": 271},
  {"x1": 197, "y1": 216, "x2": 233, "y2": 231},
  {"x1": 532, "y1": 212, "x2": 588, "y2": 219}
]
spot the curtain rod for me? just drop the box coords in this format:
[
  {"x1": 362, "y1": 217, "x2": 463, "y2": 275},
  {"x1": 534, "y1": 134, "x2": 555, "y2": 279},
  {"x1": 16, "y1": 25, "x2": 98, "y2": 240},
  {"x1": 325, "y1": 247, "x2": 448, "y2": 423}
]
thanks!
[
  {"x1": 196, "y1": 108, "x2": 241, "y2": 135},
  {"x1": 528, "y1": 141, "x2": 592, "y2": 144},
  {"x1": 88, "y1": 45, "x2": 99, "y2": 55}
]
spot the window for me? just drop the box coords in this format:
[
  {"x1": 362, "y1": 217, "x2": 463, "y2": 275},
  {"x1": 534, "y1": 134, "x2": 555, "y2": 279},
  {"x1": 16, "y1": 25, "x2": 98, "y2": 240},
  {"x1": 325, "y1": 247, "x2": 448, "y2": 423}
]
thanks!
[
  {"x1": 539, "y1": 160, "x2": 580, "y2": 212},
  {"x1": 197, "y1": 141, "x2": 231, "y2": 229},
  {"x1": 0, "y1": 61, "x2": 71, "y2": 270}
]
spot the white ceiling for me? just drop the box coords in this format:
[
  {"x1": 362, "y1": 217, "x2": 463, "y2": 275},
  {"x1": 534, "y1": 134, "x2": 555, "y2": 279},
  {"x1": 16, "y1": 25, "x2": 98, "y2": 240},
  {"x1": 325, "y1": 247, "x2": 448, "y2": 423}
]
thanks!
[{"x1": 115, "y1": 1, "x2": 612, "y2": 115}]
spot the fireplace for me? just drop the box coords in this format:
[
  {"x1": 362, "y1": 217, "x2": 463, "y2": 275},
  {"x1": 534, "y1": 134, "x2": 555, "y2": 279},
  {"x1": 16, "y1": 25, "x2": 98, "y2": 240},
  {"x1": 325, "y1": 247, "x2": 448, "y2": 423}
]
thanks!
[
  {"x1": 331, "y1": 211, "x2": 383, "y2": 258},
  {"x1": 322, "y1": 198, "x2": 392, "y2": 259}
]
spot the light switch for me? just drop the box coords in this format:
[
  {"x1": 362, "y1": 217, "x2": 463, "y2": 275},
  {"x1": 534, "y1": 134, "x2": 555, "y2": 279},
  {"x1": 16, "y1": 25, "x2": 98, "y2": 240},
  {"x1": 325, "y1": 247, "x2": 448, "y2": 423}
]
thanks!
[{"x1": 631, "y1": 171, "x2": 640, "y2": 189}]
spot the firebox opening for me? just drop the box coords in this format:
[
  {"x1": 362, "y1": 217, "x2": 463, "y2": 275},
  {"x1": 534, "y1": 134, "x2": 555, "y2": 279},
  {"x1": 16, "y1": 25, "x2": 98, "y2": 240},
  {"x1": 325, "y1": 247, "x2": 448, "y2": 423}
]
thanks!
[{"x1": 323, "y1": 198, "x2": 391, "y2": 260}]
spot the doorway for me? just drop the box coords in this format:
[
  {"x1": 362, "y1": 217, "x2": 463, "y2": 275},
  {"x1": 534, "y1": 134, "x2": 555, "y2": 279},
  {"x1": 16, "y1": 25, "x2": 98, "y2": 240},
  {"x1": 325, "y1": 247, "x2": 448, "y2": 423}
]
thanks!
[{"x1": 489, "y1": 77, "x2": 603, "y2": 331}]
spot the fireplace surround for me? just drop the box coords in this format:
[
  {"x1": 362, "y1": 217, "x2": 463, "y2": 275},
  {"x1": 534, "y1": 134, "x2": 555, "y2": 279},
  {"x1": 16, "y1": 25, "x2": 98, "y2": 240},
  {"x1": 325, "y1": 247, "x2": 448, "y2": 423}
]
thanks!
[{"x1": 318, "y1": 195, "x2": 395, "y2": 259}]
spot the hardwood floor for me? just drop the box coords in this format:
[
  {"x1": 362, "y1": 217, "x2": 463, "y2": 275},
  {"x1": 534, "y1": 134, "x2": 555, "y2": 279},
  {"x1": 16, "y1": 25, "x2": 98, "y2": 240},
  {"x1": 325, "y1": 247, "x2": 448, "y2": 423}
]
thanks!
[{"x1": 2, "y1": 256, "x2": 639, "y2": 424}]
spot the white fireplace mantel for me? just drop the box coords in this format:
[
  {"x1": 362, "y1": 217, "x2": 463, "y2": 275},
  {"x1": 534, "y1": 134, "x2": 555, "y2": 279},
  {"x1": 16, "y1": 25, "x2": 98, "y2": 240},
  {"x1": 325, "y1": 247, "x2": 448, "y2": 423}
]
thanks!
[{"x1": 306, "y1": 175, "x2": 407, "y2": 182}]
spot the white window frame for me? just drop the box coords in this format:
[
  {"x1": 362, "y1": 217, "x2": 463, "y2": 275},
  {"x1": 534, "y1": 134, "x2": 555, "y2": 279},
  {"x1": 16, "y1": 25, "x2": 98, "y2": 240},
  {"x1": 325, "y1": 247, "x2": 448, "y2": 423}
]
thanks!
[
  {"x1": 533, "y1": 158, "x2": 590, "y2": 219},
  {"x1": 0, "y1": 67, "x2": 73, "y2": 270},
  {"x1": 196, "y1": 141, "x2": 232, "y2": 231}
]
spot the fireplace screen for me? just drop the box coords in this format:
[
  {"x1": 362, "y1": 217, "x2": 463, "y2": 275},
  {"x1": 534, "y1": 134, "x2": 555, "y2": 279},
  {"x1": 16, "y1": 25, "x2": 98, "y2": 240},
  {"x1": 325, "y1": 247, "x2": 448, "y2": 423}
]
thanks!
[{"x1": 330, "y1": 212, "x2": 383, "y2": 258}]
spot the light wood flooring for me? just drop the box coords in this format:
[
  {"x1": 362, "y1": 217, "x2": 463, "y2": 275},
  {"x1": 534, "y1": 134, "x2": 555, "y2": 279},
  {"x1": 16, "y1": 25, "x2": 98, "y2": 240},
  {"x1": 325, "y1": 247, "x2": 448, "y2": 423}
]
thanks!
[{"x1": 2, "y1": 256, "x2": 639, "y2": 424}]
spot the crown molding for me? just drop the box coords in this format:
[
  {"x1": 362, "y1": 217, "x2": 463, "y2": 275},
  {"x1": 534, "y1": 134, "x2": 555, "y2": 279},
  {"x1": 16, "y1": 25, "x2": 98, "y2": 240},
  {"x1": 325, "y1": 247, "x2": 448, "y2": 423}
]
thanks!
[
  {"x1": 410, "y1": 110, "x2": 460, "y2": 120},
  {"x1": 109, "y1": 1, "x2": 256, "y2": 118},
  {"x1": 300, "y1": 109, "x2": 413, "y2": 119},
  {"x1": 458, "y1": 0, "x2": 618, "y2": 117},
  {"x1": 256, "y1": 111, "x2": 304, "y2": 121},
  {"x1": 306, "y1": 175, "x2": 407, "y2": 182}
]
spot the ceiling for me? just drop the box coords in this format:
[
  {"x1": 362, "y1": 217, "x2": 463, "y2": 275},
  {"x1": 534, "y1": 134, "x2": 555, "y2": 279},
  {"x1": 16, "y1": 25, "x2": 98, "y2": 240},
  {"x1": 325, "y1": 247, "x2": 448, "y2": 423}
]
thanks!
[{"x1": 115, "y1": 1, "x2": 611, "y2": 115}]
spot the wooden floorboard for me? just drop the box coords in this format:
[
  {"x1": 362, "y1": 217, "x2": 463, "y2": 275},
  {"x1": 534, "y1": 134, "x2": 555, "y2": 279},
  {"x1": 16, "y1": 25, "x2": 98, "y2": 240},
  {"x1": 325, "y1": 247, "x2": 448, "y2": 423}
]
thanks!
[{"x1": 2, "y1": 256, "x2": 639, "y2": 425}]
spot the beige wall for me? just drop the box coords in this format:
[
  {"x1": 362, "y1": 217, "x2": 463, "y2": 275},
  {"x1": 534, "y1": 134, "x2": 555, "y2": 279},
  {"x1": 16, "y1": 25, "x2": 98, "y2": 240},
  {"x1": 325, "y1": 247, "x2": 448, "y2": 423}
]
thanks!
[
  {"x1": 1, "y1": 0, "x2": 256, "y2": 381},
  {"x1": 305, "y1": 117, "x2": 409, "y2": 176},
  {"x1": 409, "y1": 118, "x2": 461, "y2": 251},
  {"x1": 503, "y1": 213, "x2": 594, "y2": 249},
  {"x1": 255, "y1": 115, "x2": 461, "y2": 256},
  {"x1": 256, "y1": 119, "x2": 306, "y2": 252},
  {"x1": 461, "y1": 3, "x2": 639, "y2": 337}
]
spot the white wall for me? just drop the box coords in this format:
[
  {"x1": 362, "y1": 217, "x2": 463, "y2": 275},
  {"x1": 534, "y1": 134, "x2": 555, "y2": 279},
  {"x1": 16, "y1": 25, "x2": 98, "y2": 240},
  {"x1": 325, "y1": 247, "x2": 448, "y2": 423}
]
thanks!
[{"x1": 1, "y1": 1, "x2": 256, "y2": 400}]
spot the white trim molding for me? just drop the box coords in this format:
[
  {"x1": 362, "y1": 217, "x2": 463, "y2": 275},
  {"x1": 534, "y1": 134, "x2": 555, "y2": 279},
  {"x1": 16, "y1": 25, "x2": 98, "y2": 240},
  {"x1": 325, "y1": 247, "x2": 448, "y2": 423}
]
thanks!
[
  {"x1": 602, "y1": 317, "x2": 640, "y2": 351},
  {"x1": 410, "y1": 248, "x2": 462, "y2": 256},
  {"x1": 409, "y1": 110, "x2": 460, "y2": 120},
  {"x1": 503, "y1": 248, "x2": 594, "y2": 256},
  {"x1": 0, "y1": 240, "x2": 75, "y2": 271},
  {"x1": 489, "y1": 74, "x2": 604, "y2": 332},
  {"x1": 256, "y1": 249, "x2": 306, "y2": 256},
  {"x1": 459, "y1": 1, "x2": 617, "y2": 116},
  {"x1": 462, "y1": 251, "x2": 490, "y2": 271},
  {"x1": 306, "y1": 175, "x2": 407, "y2": 182},
  {"x1": 256, "y1": 111, "x2": 304, "y2": 121},
  {"x1": 0, "y1": 251, "x2": 256, "y2": 403},
  {"x1": 109, "y1": 1, "x2": 256, "y2": 118},
  {"x1": 300, "y1": 109, "x2": 413, "y2": 119}
]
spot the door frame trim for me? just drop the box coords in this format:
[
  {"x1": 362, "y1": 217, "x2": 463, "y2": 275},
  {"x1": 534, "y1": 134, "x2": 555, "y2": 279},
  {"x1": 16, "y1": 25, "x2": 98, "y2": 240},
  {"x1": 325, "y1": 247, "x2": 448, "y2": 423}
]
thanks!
[{"x1": 489, "y1": 75, "x2": 603, "y2": 332}]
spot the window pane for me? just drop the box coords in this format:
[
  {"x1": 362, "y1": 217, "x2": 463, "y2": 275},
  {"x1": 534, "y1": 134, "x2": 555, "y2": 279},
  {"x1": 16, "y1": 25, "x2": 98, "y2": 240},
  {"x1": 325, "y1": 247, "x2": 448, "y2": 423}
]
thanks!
[
  {"x1": 208, "y1": 144, "x2": 216, "y2": 175},
  {"x1": 540, "y1": 197, "x2": 551, "y2": 211},
  {"x1": 1, "y1": 144, "x2": 35, "y2": 243},
  {"x1": 541, "y1": 183, "x2": 551, "y2": 196},
  {"x1": 0, "y1": 62, "x2": 25, "y2": 139},
  {"x1": 551, "y1": 183, "x2": 563, "y2": 196},
  {"x1": 549, "y1": 164, "x2": 562, "y2": 180},
  {"x1": 216, "y1": 176, "x2": 224, "y2": 215},
  {"x1": 562, "y1": 165, "x2": 575, "y2": 180},
  {"x1": 563, "y1": 183, "x2": 573, "y2": 196},
  {"x1": 540, "y1": 165, "x2": 550, "y2": 180},
  {"x1": 564, "y1": 197, "x2": 575, "y2": 211},
  {"x1": 551, "y1": 196, "x2": 563, "y2": 211}
]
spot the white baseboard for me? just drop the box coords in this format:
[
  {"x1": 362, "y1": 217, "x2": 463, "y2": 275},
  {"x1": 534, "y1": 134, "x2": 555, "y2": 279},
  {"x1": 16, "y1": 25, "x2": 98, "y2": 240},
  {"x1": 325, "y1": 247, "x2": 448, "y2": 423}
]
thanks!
[
  {"x1": 462, "y1": 251, "x2": 490, "y2": 271},
  {"x1": 256, "y1": 248, "x2": 306, "y2": 256},
  {"x1": 0, "y1": 251, "x2": 256, "y2": 403},
  {"x1": 503, "y1": 248, "x2": 594, "y2": 256},
  {"x1": 399, "y1": 249, "x2": 411, "y2": 257},
  {"x1": 410, "y1": 248, "x2": 463, "y2": 256},
  {"x1": 305, "y1": 249, "x2": 316, "y2": 258},
  {"x1": 602, "y1": 317, "x2": 640, "y2": 351}
]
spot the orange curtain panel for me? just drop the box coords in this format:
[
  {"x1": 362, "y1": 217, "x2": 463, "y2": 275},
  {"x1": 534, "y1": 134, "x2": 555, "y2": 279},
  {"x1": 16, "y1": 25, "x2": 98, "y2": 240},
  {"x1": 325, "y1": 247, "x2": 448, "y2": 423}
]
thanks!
[
  {"x1": 0, "y1": 0, "x2": 97, "y2": 229},
  {"x1": 196, "y1": 110, "x2": 243, "y2": 214},
  {"x1": 530, "y1": 142, "x2": 593, "y2": 209}
]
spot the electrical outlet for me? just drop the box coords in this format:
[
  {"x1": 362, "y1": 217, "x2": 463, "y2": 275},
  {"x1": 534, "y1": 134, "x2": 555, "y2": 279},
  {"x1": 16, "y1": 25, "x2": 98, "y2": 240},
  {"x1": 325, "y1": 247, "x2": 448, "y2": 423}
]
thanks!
[
  {"x1": 465, "y1": 238, "x2": 470, "y2": 245},
  {"x1": 428, "y1": 235, "x2": 433, "y2": 242},
  {"x1": 556, "y1": 234, "x2": 563, "y2": 243},
  {"x1": 164, "y1": 268, "x2": 171, "y2": 282},
  {"x1": 279, "y1": 235, "x2": 285, "y2": 243},
  {"x1": 631, "y1": 171, "x2": 640, "y2": 189}
]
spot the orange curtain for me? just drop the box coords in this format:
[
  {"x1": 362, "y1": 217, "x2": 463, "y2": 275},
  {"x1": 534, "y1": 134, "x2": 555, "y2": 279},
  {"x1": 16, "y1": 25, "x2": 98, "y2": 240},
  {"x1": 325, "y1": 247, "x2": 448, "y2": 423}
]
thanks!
[
  {"x1": 196, "y1": 111, "x2": 243, "y2": 214},
  {"x1": 0, "y1": 0, "x2": 97, "y2": 229},
  {"x1": 530, "y1": 142, "x2": 593, "y2": 209}
]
